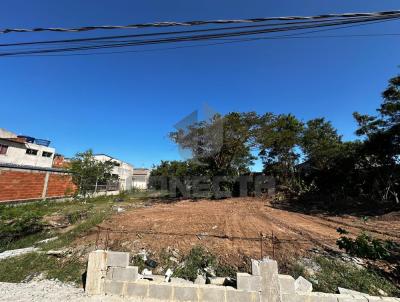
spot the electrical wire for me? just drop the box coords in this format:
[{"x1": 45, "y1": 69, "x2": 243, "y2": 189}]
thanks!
[
  {"x1": 1, "y1": 10, "x2": 399, "y2": 34},
  {"x1": 0, "y1": 16, "x2": 384, "y2": 47},
  {"x1": 0, "y1": 14, "x2": 398, "y2": 57}
]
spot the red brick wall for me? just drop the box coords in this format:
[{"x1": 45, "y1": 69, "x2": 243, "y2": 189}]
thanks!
[
  {"x1": 0, "y1": 168, "x2": 76, "y2": 203},
  {"x1": 46, "y1": 174, "x2": 76, "y2": 197}
]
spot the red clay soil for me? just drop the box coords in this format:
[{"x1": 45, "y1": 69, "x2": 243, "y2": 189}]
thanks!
[{"x1": 75, "y1": 198, "x2": 400, "y2": 267}]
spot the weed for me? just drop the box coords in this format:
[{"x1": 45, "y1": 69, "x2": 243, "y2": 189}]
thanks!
[
  {"x1": 336, "y1": 230, "x2": 399, "y2": 260},
  {"x1": 0, "y1": 252, "x2": 84, "y2": 284},
  {"x1": 312, "y1": 257, "x2": 399, "y2": 296}
]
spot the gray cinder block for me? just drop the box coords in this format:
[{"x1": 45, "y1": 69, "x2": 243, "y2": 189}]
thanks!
[
  {"x1": 171, "y1": 277, "x2": 193, "y2": 285},
  {"x1": 278, "y1": 275, "x2": 296, "y2": 294},
  {"x1": 173, "y1": 285, "x2": 199, "y2": 301},
  {"x1": 295, "y1": 276, "x2": 313, "y2": 293},
  {"x1": 251, "y1": 259, "x2": 261, "y2": 276},
  {"x1": 309, "y1": 292, "x2": 341, "y2": 301},
  {"x1": 237, "y1": 273, "x2": 261, "y2": 292},
  {"x1": 194, "y1": 275, "x2": 206, "y2": 285},
  {"x1": 104, "y1": 280, "x2": 125, "y2": 296},
  {"x1": 148, "y1": 283, "x2": 174, "y2": 300},
  {"x1": 85, "y1": 250, "x2": 107, "y2": 295},
  {"x1": 259, "y1": 259, "x2": 280, "y2": 302},
  {"x1": 226, "y1": 288, "x2": 261, "y2": 302},
  {"x1": 106, "y1": 251, "x2": 129, "y2": 267},
  {"x1": 198, "y1": 285, "x2": 226, "y2": 302},
  {"x1": 125, "y1": 280, "x2": 149, "y2": 298},
  {"x1": 107, "y1": 266, "x2": 138, "y2": 282}
]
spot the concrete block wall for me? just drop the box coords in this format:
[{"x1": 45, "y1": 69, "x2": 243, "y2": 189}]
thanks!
[{"x1": 86, "y1": 250, "x2": 400, "y2": 302}]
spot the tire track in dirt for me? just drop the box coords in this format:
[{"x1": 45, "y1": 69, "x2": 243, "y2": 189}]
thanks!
[
  {"x1": 315, "y1": 216, "x2": 400, "y2": 240},
  {"x1": 261, "y1": 207, "x2": 339, "y2": 251}
]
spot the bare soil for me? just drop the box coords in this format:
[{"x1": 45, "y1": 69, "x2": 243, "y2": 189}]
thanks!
[{"x1": 75, "y1": 198, "x2": 400, "y2": 268}]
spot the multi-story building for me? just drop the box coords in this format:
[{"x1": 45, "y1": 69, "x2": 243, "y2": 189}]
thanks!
[
  {"x1": 93, "y1": 154, "x2": 135, "y2": 191},
  {"x1": 0, "y1": 128, "x2": 55, "y2": 168},
  {"x1": 0, "y1": 128, "x2": 76, "y2": 204}
]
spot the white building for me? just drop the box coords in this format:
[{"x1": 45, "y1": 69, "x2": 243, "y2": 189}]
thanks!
[
  {"x1": 132, "y1": 168, "x2": 150, "y2": 189},
  {"x1": 0, "y1": 128, "x2": 55, "y2": 168},
  {"x1": 93, "y1": 154, "x2": 135, "y2": 191}
]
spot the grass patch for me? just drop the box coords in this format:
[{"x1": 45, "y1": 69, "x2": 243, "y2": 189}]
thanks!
[
  {"x1": 312, "y1": 257, "x2": 399, "y2": 296},
  {"x1": 0, "y1": 252, "x2": 84, "y2": 284},
  {"x1": 42, "y1": 210, "x2": 110, "y2": 251}
]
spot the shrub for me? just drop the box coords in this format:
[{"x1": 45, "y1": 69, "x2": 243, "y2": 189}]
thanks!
[
  {"x1": 0, "y1": 212, "x2": 43, "y2": 250},
  {"x1": 313, "y1": 257, "x2": 399, "y2": 296},
  {"x1": 173, "y1": 246, "x2": 217, "y2": 281},
  {"x1": 336, "y1": 230, "x2": 398, "y2": 260}
]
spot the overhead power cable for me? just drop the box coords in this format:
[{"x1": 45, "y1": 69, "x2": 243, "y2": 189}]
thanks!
[
  {"x1": 0, "y1": 14, "x2": 399, "y2": 57},
  {"x1": 0, "y1": 17, "x2": 369, "y2": 48},
  {"x1": 1, "y1": 10, "x2": 399, "y2": 34}
]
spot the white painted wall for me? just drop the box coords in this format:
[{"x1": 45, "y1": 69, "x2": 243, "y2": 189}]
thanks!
[
  {"x1": 133, "y1": 169, "x2": 150, "y2": 189},
  {"x1": 0, "y1": 139, "x2": 55, "y2": 168},
  {"x1": 93, "y1": 154, "x2": 134, "y2": 191}
]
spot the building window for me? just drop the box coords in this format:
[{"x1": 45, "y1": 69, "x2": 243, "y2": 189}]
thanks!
[
  {"x1": 42, "y1": 151, "x2": 53, "y2": 157},
  {"x1": 26, "y1": 148, "x2": 38, "y2": 155},
  {"x1": 0, "y1": 144, "x2": 8, "y2": 155}
]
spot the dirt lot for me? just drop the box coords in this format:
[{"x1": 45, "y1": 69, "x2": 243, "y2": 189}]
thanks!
[{"x1": 76, "y1": 198, "x2": 400, "y2": 267}]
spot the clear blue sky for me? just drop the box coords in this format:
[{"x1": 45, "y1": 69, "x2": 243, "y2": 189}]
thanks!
[{"x1": 0, "y1": 1, "x2": 399, "y2": 171}]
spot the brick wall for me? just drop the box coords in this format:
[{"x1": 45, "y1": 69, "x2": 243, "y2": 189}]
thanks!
[
  {"x1": 46, "y1": 174, "x2": 76, "y2": 197},
  {"x1": 0, "y1": 167, "x2": 76, "y2": 203}
]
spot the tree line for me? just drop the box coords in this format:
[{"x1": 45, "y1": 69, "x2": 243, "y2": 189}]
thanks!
[{"x1": 150, "y1": 73, "x2": 400, "y2": 208}]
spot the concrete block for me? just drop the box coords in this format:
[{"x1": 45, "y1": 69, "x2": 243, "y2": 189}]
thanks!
[
  {"x1": 107, "y1": 267, "x2": 138, "y2": 282},
  {"x1": 295, "y1": 276, "x2": 313, "y2": 293},
  {"x1": 226, "y1": 289, "x2": 260, "y2": 302},
  {"x1": 198, "y1": 285, "x2": 226, "y2": 302},
  {"x1": 259, "y1": 259, "x2": 280, "y2": 302},
  {"x1": 104, "y1": 280, "x2": 125, "y2": 296},
  {"x1": 171, "y1": 277, "x2": 193, "y2": 285},
  {"x1": 106, "y1": 251, "x2": 129, "y2": 267},
  {"x1": 208, "y1": 277, "x2": 227, "y2": 286},
  {"x1": 148, "y1": 283, "x2": 174, "y2": 300},
  {"x1": 125, "y1": 280, "x2": 149, "y2": 298},
  {"x1": 252, "y1": 259, "x2": 261, "y2": 276},
  {"x1": 279, "y1": 275, "x2": 296, "y2": 294},
  {"x1": 281, "y1": 293, "x2": 309, "y2": 302},
  {"x1": 337, "y1": 295, "x2": 368, "y2": 302},
  {"x1": 309, "y1": 292, "x2": 341, "y2": 302},
  {"x1": 237, "y1": 273, "x2": 261, "y2": 292},
  {"x1": 173, "y1": 285, "x2": 199, "y2": 301},
  {"x1": 86, "y1": 250, "x2": 107, "y2": 295},
  {"x1": 194, "y1": 275, "x2": 206, "y2": 285}
]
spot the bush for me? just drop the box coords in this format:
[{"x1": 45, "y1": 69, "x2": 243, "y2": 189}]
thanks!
[
  {"x1": 313, "y1": 257, "x2": 399, "y2": 296},
  {"x1": 173, "y1": 246, "x2": 217, "y2": 281},
  {"x1": 0, "y1": 212, "x2": 43, "y2": 251},
  {"x1": 336, "y1": 230, "x2": 399, "y2": 260}
]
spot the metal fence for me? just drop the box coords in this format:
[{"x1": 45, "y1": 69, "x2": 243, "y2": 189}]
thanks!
[{"x1": 94, "y1": 226, "x2": 340, "y2": 259}]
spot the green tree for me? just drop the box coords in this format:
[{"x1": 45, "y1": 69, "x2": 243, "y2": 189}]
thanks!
[
  {"x1": 256, "y1": 113, "x2": 303, "y2": 187},
  {"x1": 69, "y1": 149, "x2": 114, "y2": 197},
  {"x1": 301, "y1": 118, "x2": 342, "y2": 170},
  {"x1": 353, "y1": 74, "x2": 400, "y2": 203},
  {"x1": 170, "y1": 112, "x2": 257, "y2": 177}
]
